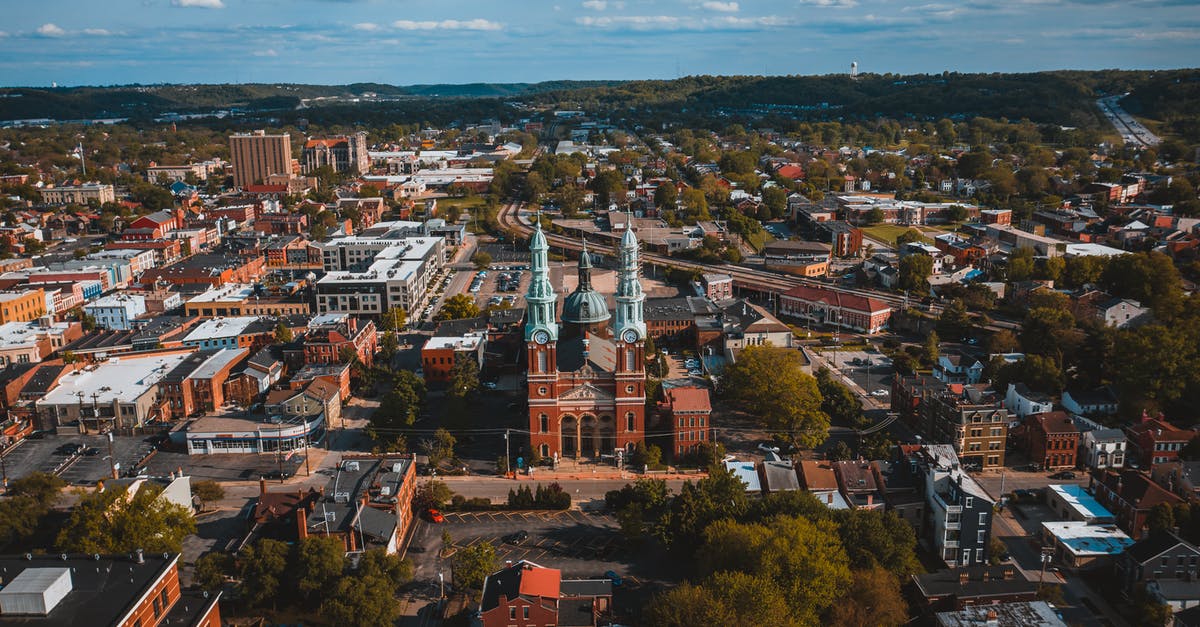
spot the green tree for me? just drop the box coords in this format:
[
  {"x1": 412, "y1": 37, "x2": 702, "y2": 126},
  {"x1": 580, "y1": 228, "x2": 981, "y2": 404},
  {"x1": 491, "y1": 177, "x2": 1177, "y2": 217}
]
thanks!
[
  {"x1": 762, "y1": 186, "x2": 788, "y2": 219},
  {"x1": 816, "y1": 367, "x2": 863, "y2": 427},
  {"x1": 413, "y1": 480, "x2": 453, "y2": 511},
  {"x1": 1101, "y1": 251, "x2": 1184, "y2": 318},
  {"x1": 833, "y1": 509, "x2": 920, "y2": 578},
  {"x1": 448, "y1": 353, "x2": 481, "y2": 399},
  {"x1": 719, "y1": 345, "x2": 828, "y2": 449},
  {"x1": 937, "y1": 298, "x2": 972, "y2": 339},
  {"x1": 865, "y1": 207, "x2": 885, "y2": 225},
  {"x1": 193, "y1": 552, "x2": 233, "y2": 592},
  {"x1": 292, "y1": 536, "x2": 346, "y2": 607},
  {"x1": 898, "y1": 254, "x2": 934, "y2": 292},
  {"x1": 371, "y1": 370, "x2": 425, "y2": 445},
  {"x1": 694, "y1": 516, "x2": 851, "y2": 625},
  {"x1": 238, "y1": 538, "x2": 290, "y2": 609},
  {"x1": 1007, "y1": 247, "x2": 1035, "y2": 282},
  {"x1": 644, "y1": 582, "x2": 737, "y2": 627},
  {"x1": 192, "y1": 479, "x2": 225, "y2": 512},
  {"x1": 321, "y1": 570, "x2": 399, "y2": 627},
  {"x1": 378, "y1": 306, "x2": 407, "y2": 331},
  {"x1": 654, "y1": 182, "x2": 678, "y2": 210},
  {"x1": 453, "y1": 541, "x2": 497, "y2": 590},
  {"x1": 472, "y1": 251, "x2": 492, "y2": 270},
  {"x1": 658, "y1": 466, "x2": 750, "y2": 550},
  {"x1": 0, "y1": 472, "x2": 65, "y2": 547},
  {"x1": 273, "y1": 320, "x2": 294, "y2": 344},
  {"x1": 437, "y1": 294, "x2": 481, "y2": 321},
  {"x1": 57, "y1": 484, "x2": 196, "y2": 554},
  {"x1": 830, "y1": 567, "x2": 909, "y2": 627},
  {"x1": 895, "y1": 228, "x2": 926, "y2": 246},
  {"x1": 924, "y1": 330, "x2": 940, "y2": 365},
  {"x1": 1148, "y1": 502, "x2": 1176, "y2": 534},
  {"x1": 421, "y1": 428, "x2": 457, "y2": 469}
]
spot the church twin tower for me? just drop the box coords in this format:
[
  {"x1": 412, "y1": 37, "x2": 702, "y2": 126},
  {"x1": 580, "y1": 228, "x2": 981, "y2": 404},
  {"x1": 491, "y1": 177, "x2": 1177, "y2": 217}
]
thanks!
[{"x1": 524, "y1": 218, "x2": 647, "y2": 461}]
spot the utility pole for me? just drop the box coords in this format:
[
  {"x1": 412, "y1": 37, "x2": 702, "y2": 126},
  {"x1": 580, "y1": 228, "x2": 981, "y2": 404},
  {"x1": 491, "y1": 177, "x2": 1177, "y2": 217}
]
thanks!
[
  {"x1": 504, "y1": 429, "x2": 511, "y2": 478},
  {"x1": 106, "y1": 431, "x2": 116, "y2": 479}
]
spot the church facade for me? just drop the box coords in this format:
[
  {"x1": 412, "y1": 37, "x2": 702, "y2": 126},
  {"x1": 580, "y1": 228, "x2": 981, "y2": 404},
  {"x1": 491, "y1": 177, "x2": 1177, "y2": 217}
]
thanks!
[{"x1": 525, "y1": 220, "x2": 647, "y2": 461}]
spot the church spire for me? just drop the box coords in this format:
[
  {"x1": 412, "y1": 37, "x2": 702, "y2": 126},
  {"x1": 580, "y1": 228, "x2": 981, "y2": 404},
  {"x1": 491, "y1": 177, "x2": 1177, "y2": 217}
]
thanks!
[
  {"x1": 612, "y1": 211, "x2": 646, "y2": 341},
  {"x1": 524, "y1": 214, "x2": 559, "y2": 342},
  {"x1": 578, "y1": 238, "x2": 593, "y2": 292}
]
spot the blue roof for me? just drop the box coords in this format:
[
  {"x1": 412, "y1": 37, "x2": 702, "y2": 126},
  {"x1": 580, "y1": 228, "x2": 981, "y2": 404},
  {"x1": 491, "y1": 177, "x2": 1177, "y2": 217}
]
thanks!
[{"x1": 1049, "y1": 484, "x2": 1114, "y2": 521}]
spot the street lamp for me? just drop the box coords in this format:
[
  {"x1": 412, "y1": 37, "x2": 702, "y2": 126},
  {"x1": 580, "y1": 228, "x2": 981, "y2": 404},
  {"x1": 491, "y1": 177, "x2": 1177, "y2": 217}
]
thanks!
[{"x1": 438, "y1": 571, "x2": 445, "y2": 602}]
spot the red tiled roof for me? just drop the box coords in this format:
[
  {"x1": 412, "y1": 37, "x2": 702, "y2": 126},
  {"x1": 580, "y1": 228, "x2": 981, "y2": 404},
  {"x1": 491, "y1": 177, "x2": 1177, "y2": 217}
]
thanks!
[
  {"x1": 1098, "y1": 470, "x2": 1183, "y2": 510},
  {"x1": 664, "y1": 386, "x2": 711, "y2": 413},
  {"x1": 518, "y1": 564, "x2": 561, "y2": 599},
  {"x1": 1030, "y1": 411, "x2": 1079, "y2": 435},
  {"x1": 798, "y1": 460, "x2": 839, "y2": 491},
  {"x1": 1128, "y1": 418, "x2": 1193, "y2": 443},
  {"x1": 781, "y1": 284, "x2": 891, "y2": 314}
]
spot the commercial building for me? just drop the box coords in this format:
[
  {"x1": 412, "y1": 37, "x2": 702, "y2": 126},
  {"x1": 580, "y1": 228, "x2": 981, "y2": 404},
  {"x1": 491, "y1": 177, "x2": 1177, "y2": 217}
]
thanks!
[
  {"x1": 935, "y1": 601, "x2": 1066, "y2": 627},
  {"x1": 181, "y1": 316, "x2": 275, "y2": 351},
  {"x1": 36, "y1": 351, "x2": 192, "y2": 431},
  {"x1": 778, "y1": 285, "x2": 892, "y2": 334},
  {"x1": 1090, "y1": 469, "x2": 1184, "y2": 539},
  {"x1": 1041, "y1": 522, "x2": 1132, "y2": 571},
  {"x1": 302, "y1": 132, "x2": 369, "y2": 174},
  {"x1": 816, "y1": 220, "x2": 863, "y2": 257},
  {"x1": 1045, "y1": 483, "x2": 1116, "y2": 524},
  {"x1": 912, "y1": 566, "x2": 1038, "y2": 612},
  {"x1": 0, "y1": 320, "x2": 79, "y2": 367},
  {"x1": 1126, "y1": 417, "x2": 1193, "y2": 468},
  {"x1": 39, "y1": 182, "x2": 116, "y2": 205},
  {"x1": 698, "y1": 273, "x2": 732, "y2": 301},
  {"x1": 315, "y1": 237, "x2": 445, "y2": 317},
  {"x1": 84, "y1": 293, "x2": 148, "y2": 331},
  {"x1": 762, "y1": 240, "x2": 831, "y2": 277},
  {"x1": 0, "y1": 289, "x2": 47, "y2": 324},
  {"x1": 184, "y1": 284, "x2": 310, "y2": 318},
  {"x1": 184, "y1": 397, "x2": 326, "y2": 455},
  {"x1": 0, "y1": 552, "x2": 220, "y2": 627},
  {"x1": 420, "y1": 331, "x2": 485, "y2": 383},
  {"x1": 229, "y1": 130, "x2": 293, "y2": 188}
]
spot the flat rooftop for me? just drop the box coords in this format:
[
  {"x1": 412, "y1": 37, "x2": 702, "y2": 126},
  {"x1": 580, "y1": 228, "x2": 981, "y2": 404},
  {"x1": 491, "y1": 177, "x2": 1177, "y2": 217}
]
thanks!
[
  {"x1": 724, "y1": 459, "x2": 761, "y2": 492},
  {"x1": 37, "y1": 352, "x2": 191, "y2": 406},
  {"x1": 0, "y1": 553, "x2": 178, "y2": 627},
  {"x1": 186, "y1": 283, "x2": 256, "y2": 304},
  {"x1": 183, "y1": 316, "x2": 261, "y2": 343},
  {"x1": 1042, "y1": 521, "x2": 1133, "y2": 556},
  {"x1": 424, "y1": 335, "x2": 484, "y2": 351},
  {"x1": 1048, "y1": 483, "x2": 1115, "y2": 521}
]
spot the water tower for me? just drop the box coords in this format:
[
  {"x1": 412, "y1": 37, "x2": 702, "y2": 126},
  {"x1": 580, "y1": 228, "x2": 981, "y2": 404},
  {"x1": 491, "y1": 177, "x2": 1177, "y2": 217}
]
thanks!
[{"x1": 850, "y1": 61, "x2": 859, "y2": 80}]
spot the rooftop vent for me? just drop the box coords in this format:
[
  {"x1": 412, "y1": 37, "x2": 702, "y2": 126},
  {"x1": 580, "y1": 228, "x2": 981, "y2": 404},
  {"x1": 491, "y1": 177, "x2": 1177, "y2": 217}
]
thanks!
[{"x1": 0, "y1": 567, "x2": 73, "y2": 616}]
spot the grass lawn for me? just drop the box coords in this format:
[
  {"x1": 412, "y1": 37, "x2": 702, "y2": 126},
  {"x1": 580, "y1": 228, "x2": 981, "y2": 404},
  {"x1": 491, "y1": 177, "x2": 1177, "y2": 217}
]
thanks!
[
  {"x1": 437, "y1": 196, "x2": 487, "y2": 212},
  {"x1": 862, "y1": 224, "x2": 930, "y2": 245}
]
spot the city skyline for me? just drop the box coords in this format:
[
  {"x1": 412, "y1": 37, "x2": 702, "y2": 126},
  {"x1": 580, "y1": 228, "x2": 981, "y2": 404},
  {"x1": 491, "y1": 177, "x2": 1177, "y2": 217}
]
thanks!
[{"x1": 1, "y1": 0, "x2": 1197, "y2": 87}]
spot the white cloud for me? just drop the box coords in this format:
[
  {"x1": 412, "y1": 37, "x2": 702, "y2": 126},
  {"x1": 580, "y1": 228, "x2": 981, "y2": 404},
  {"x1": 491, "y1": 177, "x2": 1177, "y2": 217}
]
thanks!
[
  {"x1": 172, "y1": 0, "x2": 226, "y2": 8},
  {"x1": 353, "y1": 22, "x2": 380, "y2": 31},
  {"x1": 701, "y1": 1, "x2": 740, "y2": 12},
  {"x1": 36, "y1": 23, "x2": 66, "y2": 37},
  {"x1": 253, "y1": 48, "x2": 279, "y2": 57},
  {"x1": 576, "y1": 14, "x2": 792, "y2": 30},
  {"x1": 797, "y1": 0, "x2": 857, "y2": 7},
  {"x1": 392, "y1": 19, "x2": 503, "y2": 31},
  {"x1": 582, "y1": 0, "x2": 607, "y2": 9},
  {"x1": 82, "y1": 28, "x2": 112, "y2": 36}
]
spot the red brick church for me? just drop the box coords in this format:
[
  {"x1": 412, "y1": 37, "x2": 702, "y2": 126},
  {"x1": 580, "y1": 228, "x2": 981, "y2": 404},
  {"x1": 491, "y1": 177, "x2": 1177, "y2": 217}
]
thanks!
[{"x1": 525, "y1": 223, "x2": 647, "y2": 461}]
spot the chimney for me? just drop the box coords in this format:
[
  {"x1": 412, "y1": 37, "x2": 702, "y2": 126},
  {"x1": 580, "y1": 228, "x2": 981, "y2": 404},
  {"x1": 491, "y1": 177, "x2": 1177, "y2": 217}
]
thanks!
[
  {"x1": 260, "y1": 478, "x2": 267, "y2": 495},
  {"x1": 296, "y1": 503, "x2": 308, "y2": 540}
]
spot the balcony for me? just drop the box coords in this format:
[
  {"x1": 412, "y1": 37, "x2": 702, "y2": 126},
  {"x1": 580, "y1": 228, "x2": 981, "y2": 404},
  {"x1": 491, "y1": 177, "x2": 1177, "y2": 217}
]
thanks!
[
  {"x1": 945, "y1": 522, "x2": 961, "y2": 531},
  {"x1": 943, "y1": 541, "x2": 960, "y2": 549}
]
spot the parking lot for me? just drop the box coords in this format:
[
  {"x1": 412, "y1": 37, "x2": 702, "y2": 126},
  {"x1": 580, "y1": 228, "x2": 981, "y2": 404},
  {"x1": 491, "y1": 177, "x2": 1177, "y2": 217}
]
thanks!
[
  {"x1": 1, "y1": 434, "x2": 156, "y2": 485},
  {"x1": 816, "y1": 347, "x2": 894, "y2": 397},
  {"x1": 408, "y1": 509, "x2": 675, "y2": 583}
]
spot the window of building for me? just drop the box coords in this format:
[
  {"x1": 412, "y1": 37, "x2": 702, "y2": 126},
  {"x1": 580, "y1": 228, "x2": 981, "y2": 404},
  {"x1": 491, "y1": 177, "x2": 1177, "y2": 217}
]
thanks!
[
  {"x1": 160, "y1": 589, "x2": 169, "y2": 612},
  {"x1": 153, "y1": 598, "x2": 162, "y2": 618},
  {"x1": 510, "y1": 607, "x2": 517, "y2": 619},
  {"x1": 965, "y1": 496, "x2": 973, "y2": 508},
  {"x1": 540, "y1": 414, "x2": 549, "y2": 433},
  {"x1": 523, "y1": 607, "x2": 529, "y2": 619},
  {"x1": 626, "y1": 413, "x2": 635, "y2": 432}
]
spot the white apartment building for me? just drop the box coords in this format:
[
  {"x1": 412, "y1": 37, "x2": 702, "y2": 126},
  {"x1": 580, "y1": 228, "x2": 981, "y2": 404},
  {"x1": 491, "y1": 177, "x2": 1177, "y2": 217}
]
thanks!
[{"x1": 84, "y1": 293, "x2": 148, "y2": 331}]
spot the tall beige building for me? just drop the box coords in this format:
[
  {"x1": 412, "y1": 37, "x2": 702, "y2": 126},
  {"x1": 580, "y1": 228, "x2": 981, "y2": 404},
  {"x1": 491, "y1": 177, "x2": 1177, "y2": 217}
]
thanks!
[{"x1": 229, "y1": 130, "x2": 293, "y2": 188}]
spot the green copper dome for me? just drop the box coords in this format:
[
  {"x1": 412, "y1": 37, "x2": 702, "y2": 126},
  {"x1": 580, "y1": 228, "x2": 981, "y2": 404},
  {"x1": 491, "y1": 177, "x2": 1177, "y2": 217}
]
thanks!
[{"x1": 562, "y1": 242, "x2": 611, "y2": 325}]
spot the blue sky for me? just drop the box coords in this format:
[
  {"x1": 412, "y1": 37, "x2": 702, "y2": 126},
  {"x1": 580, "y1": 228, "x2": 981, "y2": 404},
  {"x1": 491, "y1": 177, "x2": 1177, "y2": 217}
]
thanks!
[{"x1": 1, "y1": 0, "x2": 1197, "y2": 86}]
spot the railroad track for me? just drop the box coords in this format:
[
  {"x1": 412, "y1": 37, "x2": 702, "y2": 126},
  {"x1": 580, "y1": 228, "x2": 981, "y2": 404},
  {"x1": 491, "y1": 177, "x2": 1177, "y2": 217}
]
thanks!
[{"x1": 496, "y1": 202, "x2": 1021, "y2": 333}]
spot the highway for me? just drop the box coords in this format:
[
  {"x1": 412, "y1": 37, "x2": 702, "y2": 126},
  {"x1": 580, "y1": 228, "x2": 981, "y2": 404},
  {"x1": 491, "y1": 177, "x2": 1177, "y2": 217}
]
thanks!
[
  {"x1": 1097, "y1": 95, "x2": 1161, "y2": 148},
  {"x1": 496, "y1": 201, "x2": 1021, "y2": 333}
]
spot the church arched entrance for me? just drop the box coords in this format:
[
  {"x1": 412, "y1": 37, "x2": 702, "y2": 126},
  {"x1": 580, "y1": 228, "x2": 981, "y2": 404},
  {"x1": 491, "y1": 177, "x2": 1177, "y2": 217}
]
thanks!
[
  {"x1": 560, "y1": 415, "x2": 578, "y2": 458},
  {"x1": 598, "y1": 415, "x2": 615, "y2": 455},
  {"x1": 580, "y1": 415, "x2": 597, "y2": 458}
]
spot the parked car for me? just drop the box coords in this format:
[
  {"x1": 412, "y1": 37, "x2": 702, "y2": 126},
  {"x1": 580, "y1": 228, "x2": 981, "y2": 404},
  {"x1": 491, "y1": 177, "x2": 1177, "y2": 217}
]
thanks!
[
  {"x1": 426, "y1": 508, "x2": 445, "y2": 523},
  {"x1": 604, "y1": 570, "x2": 623, "y2": 587},
  {"x1": 1049, "y1": 471, "x2": 1077, "y2": 480},
  {"x1": 482, "y1": 381, "x2": 498, "y2": 390},
  {"x1": 504, "y1": 531, "x2": 529, "y2": 545},
  {"x1": 870, "y1": 389, "x2": 889, "y2": 397}
]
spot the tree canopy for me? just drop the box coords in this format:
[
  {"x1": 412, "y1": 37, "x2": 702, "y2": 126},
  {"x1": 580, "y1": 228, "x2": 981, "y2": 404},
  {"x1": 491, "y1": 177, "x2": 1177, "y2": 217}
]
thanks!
[{"x1": 719, "y1": 345, "x2": 829, "y2": 449}]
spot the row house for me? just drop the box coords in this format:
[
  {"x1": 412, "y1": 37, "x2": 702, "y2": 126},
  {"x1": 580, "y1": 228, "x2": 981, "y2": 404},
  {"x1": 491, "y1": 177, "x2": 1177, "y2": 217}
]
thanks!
[
  {"x1": 893, "y1": 377, "x2": 1010, "y2": 469},
  {"x1": 159, "y1": 348, "x2": 250, "y2": 418},
  {"x1": 1126, "y1": 416, "x2": 1193, "y2": 469},
  {"x1": 304, "y1": 313, "x2": 378, "y2": 369},
  {"x1": 1090, "y1": 469, "x2": 1184, "y2": 539},
  {"x1": 105, "y1": 239, "x2": 185, "y2": 266},
  {"x1": 1013, "y1": 411, "x2": 1079, "y2": 470},
  {"x1": 659, "y1": 385, "x2": 712, "y2": 460},
  {"x1": 479, "y1": 561, "x2": 612, "y2": 627}
]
